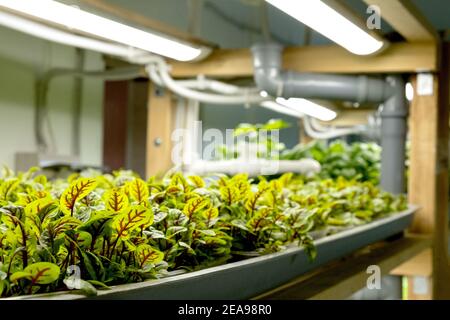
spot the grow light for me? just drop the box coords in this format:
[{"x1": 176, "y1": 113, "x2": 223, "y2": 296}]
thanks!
[
  {"x1": 266, "y1": 0, "x2": 384, "y2": 55},
  {"x1": 0, "y1": 0, "x2": 208, "y2": 61},
  {"x1": 276, "y1": 97, "x2": 337, "y2": 121}
]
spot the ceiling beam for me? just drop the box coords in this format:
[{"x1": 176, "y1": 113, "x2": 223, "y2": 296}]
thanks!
[
  {"x1": 169, "y1": 42, "x2": 437, "y2": 78},
  {"x1": 363, "y1": 0, "x2": 438, "y2": 42}
]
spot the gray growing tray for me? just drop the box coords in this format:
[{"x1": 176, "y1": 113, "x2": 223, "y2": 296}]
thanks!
[{"x1": 8, "y1": 205, "x2": 417, "y2": 300}]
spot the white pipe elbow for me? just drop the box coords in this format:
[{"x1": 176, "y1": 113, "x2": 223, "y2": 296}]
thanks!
[{"x1": 183, "y1": 158, "x2": 321, "y2": 177}]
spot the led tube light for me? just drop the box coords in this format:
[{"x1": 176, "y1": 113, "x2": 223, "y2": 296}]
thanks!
[
  {"x1": 260, "y1": 101, "x2": 305, "y2": 119},
  {"x1": 276, "y1": 97, "x2": 337, "y2": 121},
  {"x1": 266, "y1": 0, "x2": 384, "y2": 55},
  {"x1": 0, "y1": 0, "x2": 207, "y2": 61}
]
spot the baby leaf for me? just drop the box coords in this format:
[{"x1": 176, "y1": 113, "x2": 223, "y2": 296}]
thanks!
[
  {"x1": 269, "y1": 179, "x2": 282, "y2": 193},
  {"x1": 45, "y1": 216, "x2": 82, "y2": 237},
  {"x1": 79, "y1": 211, "x2": 114, "y2": 238},
  {"x1": 60, "y1": 178, "x2": 98, "y2": 216},
  {"x1": 183, "y1": 197, "x2": 209, "y2": 220},
  {"x1": 166, "y1": 226, "x2": 188, "y2": 238},
  {"x1": 0, "y1": 178, "x2": 19, "y2": 201},
  {"x1": 247, "y1": 208, "x2": 271, "y2": 231},
  {"x1": 178, "y1": 241, "x2": 196, "y2": 255},
  {"x1": 168, "y1": 209, "x2": 189, "y2": 226},
  {"x1": 33, "y1": 174, "x2": 47, "y2": 185},
  {"x1": 104, "y1": 187, "x2": 129, "y2": 213},
  {"x1": 136, "y1": 244, "x2": 164, "y2": 268},
  {"x1": 153, "y1": 210, "x2": 168, "y2": 223},
  {"x1": 202, "y1": 207, "x2": 219, "y2": 221},
  {"x1": 278, "y1": 172, "x2": 293, "y2": 187},
  {"x1": 170, "y1": 172, "x2": 189, "y2": 191},
  {"x1": 24, "y1": 197, "x2": 55, "y2": 217},
  {"x1": 232, "y1": 179, "x2": 251, "y2": 200},
  {"x1": 77, "y1": 249, "x2": 98, "y2": 280},
  {"x1": 198, "y1": 229, "x2": 216, "y2": 237},
  {"x1": 16, "y1": 193, "x2": 36, "y2": 206},
  {"x1": 127, "y1": 178, "x2": 149, "y2": 206},
  {"x1": 188, "y1": 175, "x2": 205, "y2": 189},
  {"x1": 56, "y1": 245, "x2": 69, "y2": 262},
  {"x1": 10, "y1": 271, "x2": 32, "y2": 283},
  {"x1": 113, "y1": 205, "x2": 154, "y2": 240},
  {"x1": 74, "y1": 230, "x2": 93, "y2": 248},
  {"x1": 165, "y1": 185, "x2": 182, "y2": 194},
  {"x1": 230, "y1": 219, "x2": 250, "y2": 232},
  {"x1": 144, "y1": 228, "x2": 166, "y2": 240},
  {"x1": 245, "y1": 185, "x2": 270, "y2": 213},
  {"x1": 23, "y1": 262, "x2": 60, "y2": 285},
  {"x1": 219, "y1": 185, "x2": 239, "y2": 205}
]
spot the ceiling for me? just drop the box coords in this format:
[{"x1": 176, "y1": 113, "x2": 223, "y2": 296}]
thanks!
[{"x1": 100, "y1": 0, "x2": 450, "y2": 48}]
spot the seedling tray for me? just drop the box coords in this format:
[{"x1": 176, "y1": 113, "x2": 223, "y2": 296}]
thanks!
[{"x1": 9, "y1": 205, "x2": 417, "y2": 300}]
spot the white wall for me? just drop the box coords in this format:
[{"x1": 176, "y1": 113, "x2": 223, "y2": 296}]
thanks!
[{"x1": 0, "y1": 25, "x2": 104, "y2": 169}]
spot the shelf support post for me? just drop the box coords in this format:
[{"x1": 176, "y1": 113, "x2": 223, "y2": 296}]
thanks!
[
  {"x1": 146, "y1": 81, "x2": 175, "y2": 178},
  {"x1": 408, "y1": 42, "x2": 450, "y2": 299}
]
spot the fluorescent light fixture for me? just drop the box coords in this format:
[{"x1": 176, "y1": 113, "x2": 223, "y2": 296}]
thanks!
[
  {"x1": 276, "y1": 97, "x2": 337, "y2": 121},
  {"x1": 0, "y1": 0, "x2": 206, "y2": 61},
  {"x1": 0, "y1": 10, "x2": 141, "y2": 58},
  {"x1": 405, "y1": 82, "x2": 414, "y2": 102},
  {"x1": 266, "y1": 0, "x2": 384, "y2": 55}
]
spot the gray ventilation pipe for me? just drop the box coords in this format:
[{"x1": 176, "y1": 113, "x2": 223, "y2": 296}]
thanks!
[
  {"x1": 380, "y1": 76, "x2": 408, "y2": 194},
  {"x1": 252, "y1": 43, "x2": 395, "y2": 103},
  {"x1": 251, "y1": 42, "x2": 408, "y2": 194}
]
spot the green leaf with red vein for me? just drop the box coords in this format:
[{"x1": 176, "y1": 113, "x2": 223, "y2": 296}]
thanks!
[
  {"x1": 60, "y1": 178, "x2": 98, "y2": 216},
  {"x1": 245, "y1": 184, "x2": 270, "y2": 213},
  {"x1": 127, "y1": 178, "x2": 149, "y2": 206},
  {"x1": 11, "y1": 262, "x2": 60, "y2": 285},
  {"x1": 136, "y1": 244, "x2": 164, "y2": 268},
  {"x1": 183, "y1": 197, "x2": 209, "y2": 219},
  {"x1": 104, "y1": 187, "x2": 129, "y2": 213},
  {"x1": 0, "y1": 178, "x2": 20, "y2": 201},
  {"x1": 219, "y1": 185, "x2": 239, "y2": 205},
  {"x1": 202, "y1": 207, "x2": 219, "y2": 221},
  {"x1": 113, "y1": 205, "x2": 154, "y2": 240}
]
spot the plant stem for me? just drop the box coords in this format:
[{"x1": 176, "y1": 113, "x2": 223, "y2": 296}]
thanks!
[
  {"x1": 109, "y1": 237, "x2": 120, "y2": 260},
  {"x1": 6, "y1": 249, "x2": 21, "y2": 277},
  {"x1": 118, "y1": 243, "x2": 126, "y2": 263},
  {"x1": 101, "y1": 238, "x2": 106, "y2": 256},
  {"x1": 17, "y1": 222, "x2": 28, "y2": 268},
  {"x1": 90, "y1": 235, "x2": 97, "y2": 251}
]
